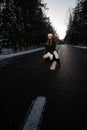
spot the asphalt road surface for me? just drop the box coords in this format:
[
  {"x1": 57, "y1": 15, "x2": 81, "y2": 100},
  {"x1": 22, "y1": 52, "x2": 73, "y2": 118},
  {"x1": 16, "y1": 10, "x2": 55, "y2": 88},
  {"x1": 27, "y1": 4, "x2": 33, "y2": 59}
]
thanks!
[{"x1": 0, "y1": 45, "x2": 87, "y2": 130}]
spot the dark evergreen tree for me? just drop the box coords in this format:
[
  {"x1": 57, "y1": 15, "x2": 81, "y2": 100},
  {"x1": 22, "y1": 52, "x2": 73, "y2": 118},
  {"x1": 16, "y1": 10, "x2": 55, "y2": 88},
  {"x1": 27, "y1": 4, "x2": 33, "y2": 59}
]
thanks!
[
  {"x1": 64, "y1": 0, "x2": 87, "y2": 45},
  {"x1": 0, "y1": 0, "x2": 58, "y2": 51}
]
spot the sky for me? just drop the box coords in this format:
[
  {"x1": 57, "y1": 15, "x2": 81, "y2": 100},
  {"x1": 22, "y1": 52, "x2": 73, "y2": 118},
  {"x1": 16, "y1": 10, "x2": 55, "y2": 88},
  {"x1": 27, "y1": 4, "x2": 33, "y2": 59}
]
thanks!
[{"x1": 44, "y1": 0, "x2": 77, "y2": 40}]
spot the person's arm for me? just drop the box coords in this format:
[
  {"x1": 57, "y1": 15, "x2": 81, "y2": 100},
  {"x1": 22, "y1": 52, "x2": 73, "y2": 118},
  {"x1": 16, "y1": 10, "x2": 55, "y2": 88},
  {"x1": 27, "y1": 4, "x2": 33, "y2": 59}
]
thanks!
[
  {"x1": 52, "y1": 39, "x2": 56, "y2": 51},
  {"x1": 44, "y1": 41, "x2": 49, "y2": 53}
]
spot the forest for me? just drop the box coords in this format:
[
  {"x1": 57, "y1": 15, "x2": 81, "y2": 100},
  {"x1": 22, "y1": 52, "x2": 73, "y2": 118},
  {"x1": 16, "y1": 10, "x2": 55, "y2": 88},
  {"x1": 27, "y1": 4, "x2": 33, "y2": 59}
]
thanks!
[
  {"x1": 64, "y1": 0, "x2": 87, "y2": 45},
  {"x1": 0, "y1": 0, "x2": 87, "y2": 53},
  {"x1": 0, "y1": 0, "x2": 57, "y2": 52}
]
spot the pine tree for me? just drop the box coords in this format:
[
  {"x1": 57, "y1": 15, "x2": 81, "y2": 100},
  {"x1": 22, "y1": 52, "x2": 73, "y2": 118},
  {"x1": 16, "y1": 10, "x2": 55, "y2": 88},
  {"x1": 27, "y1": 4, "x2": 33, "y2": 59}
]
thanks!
[
  {"x1": 65, "y1": 0, "x2": 87, "y2": 45},
  {"x1": 0, "y1": 0, "x2": 58, "y2": 51}
]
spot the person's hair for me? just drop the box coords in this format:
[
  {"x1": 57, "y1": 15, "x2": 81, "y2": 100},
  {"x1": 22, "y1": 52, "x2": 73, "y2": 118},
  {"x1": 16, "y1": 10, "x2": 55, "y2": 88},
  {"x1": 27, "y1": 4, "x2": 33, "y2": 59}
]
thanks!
[
  {"x1": 47, "y1": 37, "x2": 53, "y2": 46},
  {"x1": 48, "y1": 33, "x2": 53, "y2": 38}
]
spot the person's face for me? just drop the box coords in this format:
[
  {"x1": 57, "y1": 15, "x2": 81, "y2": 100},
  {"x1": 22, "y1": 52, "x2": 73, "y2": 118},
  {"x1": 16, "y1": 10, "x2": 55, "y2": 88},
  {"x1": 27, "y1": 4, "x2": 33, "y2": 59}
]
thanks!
[{"x1": 48, "y1": 35, "x2": 52, "y2": 40}]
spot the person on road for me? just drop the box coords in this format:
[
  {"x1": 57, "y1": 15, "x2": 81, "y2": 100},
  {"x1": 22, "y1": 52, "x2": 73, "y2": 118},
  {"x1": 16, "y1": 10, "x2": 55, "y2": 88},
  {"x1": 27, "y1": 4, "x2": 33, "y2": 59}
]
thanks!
[
  {"x1": 43, "y1": 33, "x2": 60, "y2": 70},
  {"x1": 43, "y1": 33, "x2": 59, "y2": 61}
]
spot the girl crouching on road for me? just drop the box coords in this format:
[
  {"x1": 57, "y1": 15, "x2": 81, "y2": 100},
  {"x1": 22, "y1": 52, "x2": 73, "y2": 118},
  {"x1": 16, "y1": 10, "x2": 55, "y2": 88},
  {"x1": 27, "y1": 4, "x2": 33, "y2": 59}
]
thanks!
[{"x1": 43, "y1": 33, "x2": 60, "y2": 70}]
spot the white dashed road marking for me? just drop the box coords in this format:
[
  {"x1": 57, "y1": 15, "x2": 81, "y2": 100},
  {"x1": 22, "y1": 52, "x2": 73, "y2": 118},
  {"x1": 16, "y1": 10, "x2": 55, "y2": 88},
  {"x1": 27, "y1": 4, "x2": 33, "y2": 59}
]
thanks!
[{"x1": 22, "y1": 96, "x2": 46, "y2": 130}]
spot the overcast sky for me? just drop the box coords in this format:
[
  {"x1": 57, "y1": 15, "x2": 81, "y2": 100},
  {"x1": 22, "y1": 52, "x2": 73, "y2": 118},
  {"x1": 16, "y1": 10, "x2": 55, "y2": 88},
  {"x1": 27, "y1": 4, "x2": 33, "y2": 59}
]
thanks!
[{"x1": 44, "y1": 0, "x2": 76, "y2": 39}]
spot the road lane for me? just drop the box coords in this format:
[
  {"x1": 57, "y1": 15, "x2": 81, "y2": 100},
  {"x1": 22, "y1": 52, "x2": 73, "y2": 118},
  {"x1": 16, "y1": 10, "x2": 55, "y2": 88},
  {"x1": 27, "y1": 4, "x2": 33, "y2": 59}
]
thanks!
[
  {"x1": 0, "y1": 45, "x2": 87, "y2": 130},
  {"x1": 22, "y1": 96, "x2": 46, "y2": 130},
  {"x1": 41, "y1": 45, "x2": 87, "y2": 130}
]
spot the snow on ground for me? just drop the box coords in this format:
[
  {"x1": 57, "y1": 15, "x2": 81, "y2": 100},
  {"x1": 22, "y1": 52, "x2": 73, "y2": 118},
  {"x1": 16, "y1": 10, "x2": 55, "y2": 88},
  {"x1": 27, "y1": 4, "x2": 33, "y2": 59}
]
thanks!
[
  {"x1": 68, "y1": 45, "x2": 87, "y2": 49},
  {"x1": 0, "y1": 47, "x2": 44, "y2": 61},
  {"x1": 0, "y1": 45, "x2": 87, "y2": 61}
]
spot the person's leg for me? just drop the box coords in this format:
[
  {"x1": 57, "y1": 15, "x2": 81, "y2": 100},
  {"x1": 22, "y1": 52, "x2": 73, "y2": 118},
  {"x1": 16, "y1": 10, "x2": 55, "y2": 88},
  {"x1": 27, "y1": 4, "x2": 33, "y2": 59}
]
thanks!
[
  {"x1": 48, "y1": 52, "x2": 53, "y2": 60},
  {"x1": 53, "y1": 50, "x2": 59, "y2": 60},
  {"x1": 43, "y1": 52, "x2": 49, "y2": 59},
  {"x1": 43, "y1": 52, "x2": 53, "y2": 60},
  {"x1": 50, "y1": 61, "x2": 57, "y2": 70}
]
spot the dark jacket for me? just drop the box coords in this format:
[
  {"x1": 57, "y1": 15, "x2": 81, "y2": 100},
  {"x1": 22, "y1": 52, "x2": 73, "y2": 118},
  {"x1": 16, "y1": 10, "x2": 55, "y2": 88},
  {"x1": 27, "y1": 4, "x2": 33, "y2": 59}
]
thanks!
[{"x1": 45, "y1": 39, "x2": 56, "y2": 53}]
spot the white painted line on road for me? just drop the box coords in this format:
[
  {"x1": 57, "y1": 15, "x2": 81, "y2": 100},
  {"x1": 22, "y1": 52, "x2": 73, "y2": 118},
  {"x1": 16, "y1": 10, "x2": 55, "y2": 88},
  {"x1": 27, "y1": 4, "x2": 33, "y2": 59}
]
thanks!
[{"x1": 22, "y1": 96, "x2": 46, "y2": 130}]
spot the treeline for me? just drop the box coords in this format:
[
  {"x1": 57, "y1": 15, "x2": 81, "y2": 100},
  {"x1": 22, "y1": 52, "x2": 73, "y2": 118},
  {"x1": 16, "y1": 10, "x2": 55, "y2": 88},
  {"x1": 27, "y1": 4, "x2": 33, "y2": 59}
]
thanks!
[
  {"x1": 0, "y1": 0, "x2": 57, "y2": 52},
  {"x1": 64, "y1": 0, "x2": 87, "y2": 45}
]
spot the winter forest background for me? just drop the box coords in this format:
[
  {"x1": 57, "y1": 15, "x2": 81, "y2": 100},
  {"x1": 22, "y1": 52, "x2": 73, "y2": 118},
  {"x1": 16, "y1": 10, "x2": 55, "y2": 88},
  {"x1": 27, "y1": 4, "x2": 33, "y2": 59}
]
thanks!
[
  {"x1": 64, "y1": 0, "x2": 87, "y2": 45},
  {"x1": 0, "y1": 0, "x2": 87, "y2": 53}
]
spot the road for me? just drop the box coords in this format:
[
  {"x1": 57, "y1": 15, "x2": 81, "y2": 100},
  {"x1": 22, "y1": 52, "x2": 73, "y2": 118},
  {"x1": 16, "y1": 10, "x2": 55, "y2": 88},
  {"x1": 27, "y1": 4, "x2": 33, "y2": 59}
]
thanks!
[{"x1": 0, "y1": 45, "x2": 87, "y2": 130}]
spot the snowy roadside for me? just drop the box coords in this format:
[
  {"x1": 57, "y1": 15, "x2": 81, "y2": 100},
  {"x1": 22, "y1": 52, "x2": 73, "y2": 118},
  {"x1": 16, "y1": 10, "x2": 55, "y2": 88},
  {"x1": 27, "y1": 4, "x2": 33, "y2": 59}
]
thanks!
[
  {"x1": 0, "y1": 47, "x2": 44, "y2": 61},
  {"x1": 67, "y1": 45, "x2": 87, "y2": 49}
]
